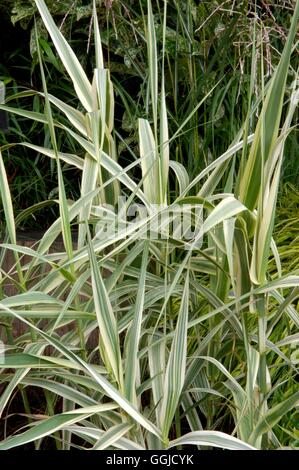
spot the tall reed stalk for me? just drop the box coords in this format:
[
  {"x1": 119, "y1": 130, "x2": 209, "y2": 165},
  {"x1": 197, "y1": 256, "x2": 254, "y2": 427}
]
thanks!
[{"x1": 0, "y1": 0, "x2": 298, "y2": 450}]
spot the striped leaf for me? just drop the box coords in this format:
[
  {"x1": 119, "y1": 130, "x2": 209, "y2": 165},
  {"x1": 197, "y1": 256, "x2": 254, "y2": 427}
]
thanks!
[
  {"x1": 87, "y1": 228, "x2": 124, "y2": 389},
  {"x1": 35, "y1": 0, "x2": 93, "y2": 112},
  {"x1": 168, "y1": 431, "x2": 256, "y2": 450},
  {"x1": 160, "y1": 275, "x2": 189, "y2": 441}
]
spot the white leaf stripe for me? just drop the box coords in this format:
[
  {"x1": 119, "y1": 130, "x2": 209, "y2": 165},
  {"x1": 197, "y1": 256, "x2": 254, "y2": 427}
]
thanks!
[{"x1": 35, "y1": 0, "x2": 93, "y2": 112}]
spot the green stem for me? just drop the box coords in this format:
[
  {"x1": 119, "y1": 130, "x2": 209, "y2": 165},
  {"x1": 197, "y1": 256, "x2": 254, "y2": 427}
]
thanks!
[{"x1": 257, "y1": 295, "x2": 267, "y2": 396}]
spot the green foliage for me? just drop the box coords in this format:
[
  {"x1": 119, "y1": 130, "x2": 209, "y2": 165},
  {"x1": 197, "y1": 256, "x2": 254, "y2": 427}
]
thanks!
[
  {"x1": 0, "y1": 0, "x2": 298, "y2": 451},
  {"x1": 0, "y1": 1, "x2": 298, "y2": 229}
]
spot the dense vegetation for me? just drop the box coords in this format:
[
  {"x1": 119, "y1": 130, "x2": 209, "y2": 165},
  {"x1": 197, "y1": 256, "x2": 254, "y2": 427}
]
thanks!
[
  {"x1": 1, "y1": 0, "x2": 298, "y2": 229},
  {"x1": 0, "y1": 0, "x2": 298, "y2": 450}
]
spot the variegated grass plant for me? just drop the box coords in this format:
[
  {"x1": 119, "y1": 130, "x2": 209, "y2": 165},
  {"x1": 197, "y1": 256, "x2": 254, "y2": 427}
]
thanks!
[{"x1": 0, "y1": 0, "x2": 298, "y2": 450}]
